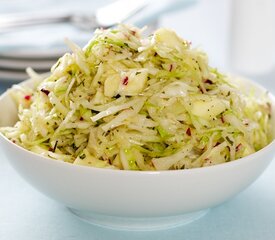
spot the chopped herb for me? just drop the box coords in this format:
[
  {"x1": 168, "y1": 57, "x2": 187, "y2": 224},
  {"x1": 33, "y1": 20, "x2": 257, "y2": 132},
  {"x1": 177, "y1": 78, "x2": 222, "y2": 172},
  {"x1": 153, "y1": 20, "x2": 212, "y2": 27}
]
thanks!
[
  {"x1": 53, "y1": 141, "x2": 58, "y2": 152},
  {"x1": 225, "y1": 136, "x2": 233, "y2": 145},
  {"x1": 204, "y1": 79, "x2": 213, "y2": 84},
  {"x1": 113, "y1": 94, "x2": 121, "y2": 99}
]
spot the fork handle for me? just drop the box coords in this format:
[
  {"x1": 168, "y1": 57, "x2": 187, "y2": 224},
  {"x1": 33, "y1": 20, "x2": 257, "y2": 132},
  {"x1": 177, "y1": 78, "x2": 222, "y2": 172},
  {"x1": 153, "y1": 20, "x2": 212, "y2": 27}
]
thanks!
[{"x1": 0, "y1": 12, "x2": 72, "y2": 30}]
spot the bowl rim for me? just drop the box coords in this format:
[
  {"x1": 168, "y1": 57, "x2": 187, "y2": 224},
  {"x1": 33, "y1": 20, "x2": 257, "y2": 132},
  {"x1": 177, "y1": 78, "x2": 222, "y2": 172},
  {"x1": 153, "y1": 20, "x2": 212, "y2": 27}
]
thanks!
[{"x1": 1, "y1": 75, "x2": 275, "y2": 176}]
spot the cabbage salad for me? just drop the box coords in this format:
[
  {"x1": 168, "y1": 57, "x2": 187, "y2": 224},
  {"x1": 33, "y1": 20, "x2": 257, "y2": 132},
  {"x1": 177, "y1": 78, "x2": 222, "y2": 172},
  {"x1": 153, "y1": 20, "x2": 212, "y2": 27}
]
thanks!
[{"x1": 1, "y1": 25, "x2": 272, "y2": 170}]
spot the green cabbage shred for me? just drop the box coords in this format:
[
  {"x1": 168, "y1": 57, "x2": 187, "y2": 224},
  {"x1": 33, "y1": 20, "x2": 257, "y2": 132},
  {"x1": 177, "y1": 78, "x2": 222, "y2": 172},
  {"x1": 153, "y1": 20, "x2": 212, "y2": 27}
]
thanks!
[{"x1": 0, "y1": 24, "x2": 272, "y2": 170}]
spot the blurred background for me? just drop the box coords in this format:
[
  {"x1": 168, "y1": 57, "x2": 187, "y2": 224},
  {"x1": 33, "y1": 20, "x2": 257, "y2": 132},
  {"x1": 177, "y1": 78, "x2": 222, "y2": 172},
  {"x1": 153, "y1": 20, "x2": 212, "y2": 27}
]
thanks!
[{"x1": 0, "y1": 0, "x2": 274, "y2": 92}]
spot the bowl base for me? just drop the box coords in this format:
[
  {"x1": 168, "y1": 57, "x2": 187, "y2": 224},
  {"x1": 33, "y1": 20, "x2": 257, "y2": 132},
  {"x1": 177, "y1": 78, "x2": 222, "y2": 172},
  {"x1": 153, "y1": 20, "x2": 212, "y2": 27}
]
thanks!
[{"x1": 68, "y1": 208, "x2": 209, "y2": 231}]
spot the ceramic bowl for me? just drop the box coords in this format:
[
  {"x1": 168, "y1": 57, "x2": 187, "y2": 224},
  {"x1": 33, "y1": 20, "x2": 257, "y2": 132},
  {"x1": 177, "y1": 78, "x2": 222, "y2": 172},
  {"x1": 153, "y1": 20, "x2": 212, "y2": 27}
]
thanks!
[{"x1": 0, "y1": 76, "x2": 275, "y2": 231}]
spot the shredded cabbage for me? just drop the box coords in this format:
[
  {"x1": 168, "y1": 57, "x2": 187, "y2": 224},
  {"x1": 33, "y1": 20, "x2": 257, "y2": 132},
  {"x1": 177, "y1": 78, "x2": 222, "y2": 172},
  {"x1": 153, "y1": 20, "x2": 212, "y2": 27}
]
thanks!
[{"x1": 0, "y1": 25, "x2": 272, "y2": 171}]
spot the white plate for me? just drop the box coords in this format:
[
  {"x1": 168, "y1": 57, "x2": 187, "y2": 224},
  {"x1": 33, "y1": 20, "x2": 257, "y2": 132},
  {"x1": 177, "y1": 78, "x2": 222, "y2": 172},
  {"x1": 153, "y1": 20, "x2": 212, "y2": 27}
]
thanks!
[
  {"x1": 0, "y1": 70, "x2": 28, "y2": 82},
  {"x1": 0, "y1": 0, "x2": 112, "y2": 57},
  {"x1": 0, "y1": 69, "x2": 40, "y2": 82},
  {"x1": 0, "y1": 58, "x2": 56, "y2": 70},
  {"x1": 0, "y1": 50, "x2": 64, "y2": 60}
]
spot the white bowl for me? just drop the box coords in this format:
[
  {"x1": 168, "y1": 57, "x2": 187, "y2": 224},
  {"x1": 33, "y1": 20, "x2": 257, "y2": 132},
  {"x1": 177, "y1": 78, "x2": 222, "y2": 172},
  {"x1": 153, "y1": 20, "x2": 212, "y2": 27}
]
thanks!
[{"x1": 0, "y1": 76, "x2": 275, "y2": 231}]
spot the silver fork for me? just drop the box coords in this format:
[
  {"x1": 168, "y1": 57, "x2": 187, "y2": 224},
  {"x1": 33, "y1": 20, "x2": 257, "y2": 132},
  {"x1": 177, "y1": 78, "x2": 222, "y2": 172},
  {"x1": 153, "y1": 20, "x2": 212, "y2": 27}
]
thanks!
[{"x1": 0, "y1": 0, "x2": 148, "y2": 32}]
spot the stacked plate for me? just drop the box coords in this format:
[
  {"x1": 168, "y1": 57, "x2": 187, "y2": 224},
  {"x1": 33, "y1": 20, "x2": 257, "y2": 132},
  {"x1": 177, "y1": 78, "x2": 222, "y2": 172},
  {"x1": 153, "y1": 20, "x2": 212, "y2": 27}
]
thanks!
[
  {"x1": 0, "y1": 0, "x2": 194, "y2": 83},
  {"x1": 0, "y1": 50, "x2": 62, "y2": 82},
  {"x1": 0, "y1": 21, "x2": 95, "y2": 82},
  {"x1": 0, "y1": 0, "x2": 110, "y2": 83}
]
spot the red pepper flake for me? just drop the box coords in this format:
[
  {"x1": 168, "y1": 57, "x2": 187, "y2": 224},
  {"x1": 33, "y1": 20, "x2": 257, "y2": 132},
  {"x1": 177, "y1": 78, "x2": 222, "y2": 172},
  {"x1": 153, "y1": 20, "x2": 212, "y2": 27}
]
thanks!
[
  {"x1": 12, "y1": 140, "x2": 16, "y2": 143},
  {"x1": 80, "y1": 117, "x2": 84, "y2": 121},
  {"x1": 186, "y1": 128, "x2": 191, "y2": 136},
  {"x1": 154, "y1": 52, "x2": 157, "y2": 56},
  {"x1": 130, "y1": 30, "x2": 136, "y2": 36},
  {"x1": 122, "y1": 76, "x2": 129, "y2": 86},
  {"x1": 236, "y1": 143, "x2": 242, "y2": 152},
  {"x1": 24, "y1": 95, "x2": 31, "y2": 101},
  {"x1": 214, "y1": 142, "x2": 221, "y2": 147},
  {"x1": 41, "y1": 88, "x2": 50, "y2": 96},
  {"x1": 221, "y1": 115, "x2": 225, "y2": 123},
  {"x1": 169, "y1": 64, "x2": 173, "y2": 72},
  {"x1": 204, "y1": 79, "x2": 213, "y2": 84},
  {"x1": 199, "y1": 86, "x2": 204, "y2": 93}
]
